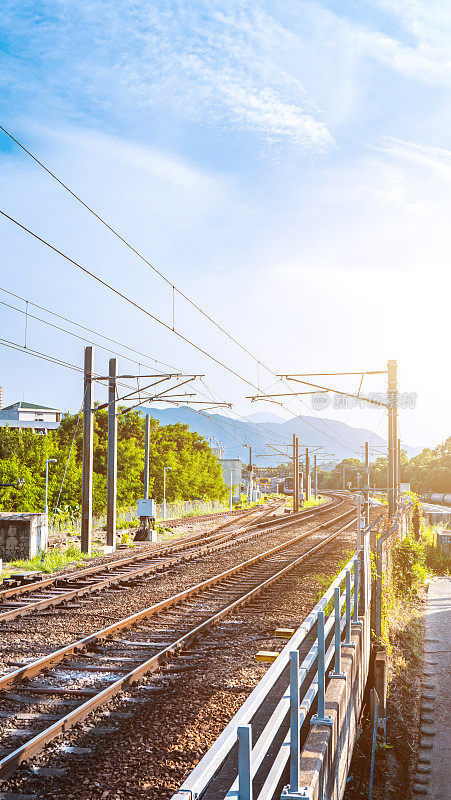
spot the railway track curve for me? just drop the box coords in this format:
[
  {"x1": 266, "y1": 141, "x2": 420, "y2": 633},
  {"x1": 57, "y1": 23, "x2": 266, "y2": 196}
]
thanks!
[
  {"x1": 0, "y1": 497, "x2": 342, "y2": 623},
  {"x1": 0, "y1": 502, "x2": 354, "y2": 781}
]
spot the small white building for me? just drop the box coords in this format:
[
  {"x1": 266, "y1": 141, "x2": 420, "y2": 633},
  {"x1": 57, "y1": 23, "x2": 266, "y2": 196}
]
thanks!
[
  {"x1": 220, "y1": 459, "x2": 242, "y2": 501},
  {"x1": 0, "y1": 401, "x2": 62, "y2": 435}
]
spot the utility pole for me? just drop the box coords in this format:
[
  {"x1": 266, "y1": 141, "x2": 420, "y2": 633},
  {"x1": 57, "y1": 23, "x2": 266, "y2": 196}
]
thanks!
[
  {"x1": 144, "y1": 414, "x2": 151, "y2": 500},
  {"x1": 293, "y1": 434, "x2": 298, "y2": 512},
  {"x1": 81, "y1": 346, "x2": 94, "y2": 555},
  {"x1": 364, "y1": 441, "x2": 370, "y2": 528},
  {"x1": 106, "y1": 358, "x2": 117, "y2": 549},
  {"x1": 387, "y1": 360, "x2": 398, "y2": 518},
  {"x1": 342, "y1": 465, "x2": 346, "y2": 491},
  {"x1": 397, "y1": 437, "x2": 401, "y2": 499},
  {"x1": 248, "y1": 446, "x2": 253, "y2": 503},
  {"x1": 305, "y1": 447, "x2": 310, "y2": 502},
  {"x1": 313, "y1": 454, "x2": 318, "y2": 499}
]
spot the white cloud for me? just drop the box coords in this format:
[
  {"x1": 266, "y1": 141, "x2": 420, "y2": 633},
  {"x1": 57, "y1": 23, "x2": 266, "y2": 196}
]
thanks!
[{"x1": 373, "y1": 137, "x2": 451, "y2": 181}]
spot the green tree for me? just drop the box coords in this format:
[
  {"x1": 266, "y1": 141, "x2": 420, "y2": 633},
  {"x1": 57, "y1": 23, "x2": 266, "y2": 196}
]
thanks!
[{"x1": 0, "y1": 410, "x2": 227, "y2": 515}]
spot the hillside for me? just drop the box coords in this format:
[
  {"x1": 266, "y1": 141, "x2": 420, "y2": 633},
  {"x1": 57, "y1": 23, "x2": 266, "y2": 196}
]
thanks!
[{"x1": 137, "y1": 406, "x2": 421, "y2": 466}]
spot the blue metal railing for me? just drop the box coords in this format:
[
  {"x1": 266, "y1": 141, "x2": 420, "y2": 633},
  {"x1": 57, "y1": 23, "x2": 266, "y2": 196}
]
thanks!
[{"x1": 172, "y1": 539, "x2": 372, "y2": 800}]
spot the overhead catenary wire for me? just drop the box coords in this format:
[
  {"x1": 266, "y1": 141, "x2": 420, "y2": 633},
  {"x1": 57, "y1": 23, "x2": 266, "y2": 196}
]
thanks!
[
  {"x1": 1, "y1": 209, "x2": 361, "y2": 455},
  {"x1": 1, "y1": 298, "x2": 365, "y2": 467},
  {"x1": 0, "y1": 285, "x2": 181, "y2": 375},
  {"x1": 0, "y1": 285, "x2": 290, "y2": 448},
  {"x1": 0, "y1": 124, "x2": 272, "y2": 373},
  {"x1": 0, "y1": 126, "x2": 365, "y2": 453},
  {"x1": 0, "y1": 209, "x2": 262, "y2": 391},
  {"x1": 0, "y1": 338, "x2": 201, "y2": 409}
]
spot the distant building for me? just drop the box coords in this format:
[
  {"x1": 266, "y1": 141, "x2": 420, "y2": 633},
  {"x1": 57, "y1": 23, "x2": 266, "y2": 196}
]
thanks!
[
  {"x1": 208, "y1": 436, "x2": 225, "y2": 460},
  {"x1": 0, "y1": 401, "x2": 63, "y2": 435},
  {"x1": 220, "y1": 459, "x2": 242, "y2": 501}
]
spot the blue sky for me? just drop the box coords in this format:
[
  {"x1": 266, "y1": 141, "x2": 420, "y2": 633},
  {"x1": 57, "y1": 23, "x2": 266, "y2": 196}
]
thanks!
[{"x1": 0, "y1": 1, "x2": 449, "y2": 451}]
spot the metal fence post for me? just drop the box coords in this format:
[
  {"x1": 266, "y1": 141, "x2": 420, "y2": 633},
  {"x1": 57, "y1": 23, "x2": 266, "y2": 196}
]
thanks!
[
  {"x1": 312, "y1": 611, "x2": 333, "y2": 726},
  {"x1": 345, "y1": 569, "x2": 352, "y2": 644},
  {"x1": 334, "y1": 587, "x2": 341, "y2": 674},
  {"x1": 368, "y1": 692, "x2": 380, "y2": 800},
  {"x1": 289, "y1": 650, "x2": 300, "y2": 792},
  {"x1": 317, "y1": 611, "x2": 325, "y2": 720},
  {"x1": 353, "y1": 557, "x2": 359, "y2": 622},
  {"x1": 238, "y1": 724, "x2": 253, "y2": 800}
]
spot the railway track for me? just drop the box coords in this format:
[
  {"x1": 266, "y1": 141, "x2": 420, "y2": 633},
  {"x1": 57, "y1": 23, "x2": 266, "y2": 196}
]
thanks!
[
  {"x1": 0, "y1": 497, "x2": 341, "y2": 623},
  {"x1": 0, "y1": 503, "x2": 355, "y2": 781},
  {"x1": 156, "y1": 502, "x2": 281, "y2": 528},
  {"x1": 0, "y1": 502, "x2": 282, "y2": 622}
]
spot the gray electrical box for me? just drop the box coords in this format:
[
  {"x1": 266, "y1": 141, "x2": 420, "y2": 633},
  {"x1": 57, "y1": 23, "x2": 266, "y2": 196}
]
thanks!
[{"x1": 137, "y1": 499, "x2": 156, "y2": 519}]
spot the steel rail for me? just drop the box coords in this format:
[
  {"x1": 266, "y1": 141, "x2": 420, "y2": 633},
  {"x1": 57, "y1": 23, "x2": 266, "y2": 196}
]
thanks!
[
  {"x1": 0, "y1": 502, "x2": 286, "y2": 618},
  {"x1": 0, "y1": 503, "x2": 351, "y2": 689},
  {"x1": 0, "y1": 498, "x2": 342, "y2": 622},
  {"x1": 0, "y1": 502, "x2": 281, "y2": 601},
  {"x1": 0, "y1": 496, "x2": 336, "y2": 602},
  {"x1": 0, "y1": 511, "x2": 356, "y2": 780}
]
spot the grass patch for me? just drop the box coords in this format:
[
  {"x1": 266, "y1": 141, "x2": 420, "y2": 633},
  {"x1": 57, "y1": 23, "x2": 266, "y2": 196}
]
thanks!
[
  {"x1": 284, "y1": 494, "x2": 325, "y2": 511},
  {"x1": 5, "y1": 543, "x2": 99, "y2": 575}
]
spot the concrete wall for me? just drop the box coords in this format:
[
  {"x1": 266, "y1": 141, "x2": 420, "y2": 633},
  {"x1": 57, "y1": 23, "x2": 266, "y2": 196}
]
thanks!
[
  {"x1": 298, "y1": 608, "x2": 371, "y2": 800},
  {"x1": 0, "y1": 513, "x2": 48, "y2": 561}
]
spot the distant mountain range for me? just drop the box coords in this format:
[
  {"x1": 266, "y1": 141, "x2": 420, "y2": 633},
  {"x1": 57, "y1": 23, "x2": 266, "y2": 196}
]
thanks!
[{"x1": 138, "y1": 406, "x2": 422, "y2": 466}]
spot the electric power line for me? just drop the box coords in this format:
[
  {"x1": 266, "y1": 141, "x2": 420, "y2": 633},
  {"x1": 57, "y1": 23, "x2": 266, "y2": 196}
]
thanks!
[{"x1": 0, "y1": 126, "x2": 367, "y2": 453}]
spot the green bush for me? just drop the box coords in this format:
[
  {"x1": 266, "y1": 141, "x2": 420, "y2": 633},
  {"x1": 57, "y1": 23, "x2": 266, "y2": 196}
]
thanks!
[
  {"x1": 392, "y1": 536, "x2": 426, "y2": 596},
  {"x1": 425, "y1": 544, "x2": 451, "y2": 575}
]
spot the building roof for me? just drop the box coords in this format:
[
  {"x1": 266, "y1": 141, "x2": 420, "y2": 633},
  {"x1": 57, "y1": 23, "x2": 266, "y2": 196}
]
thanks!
[{"x1": 1, "y1": 401, "x2": 59, "y2": 412}]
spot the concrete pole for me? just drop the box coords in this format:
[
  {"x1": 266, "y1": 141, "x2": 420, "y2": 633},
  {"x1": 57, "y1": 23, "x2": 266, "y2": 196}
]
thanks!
[
  {"x1": 365, "y1": 441, "x2": 370, "y2": 527},
  {"x1": 144, "y1": 414, "x2": 150, "y2": 500},
  {"x1": 313, "y1": 454, "x2": 318, "y2": 499},
  {"x1": 106, "y1": 357, "x2": 117, "y2": 549},
  {"x1": 387, "y1": 360, "x2": 398, "y2": 517},
  {"x1": 342, "y1": 465, "x2": 346, "y2": 491},
  {"x1": 397, "y1": 437, "x2": 401, "y2": 499},
  {"x1": 295, "y1": 437, "x2": 300, "y2": 511},
  {"x1": 81, "y1": 346, "x2": 94, "y2": 555},
  {"x1": 356, "y1": 494, "x2": 362, "y2": 550},
  {"x1": 305, "y1": 447, "x2": 310, "y2": 502},
  {"x1": 292, "y1": 434, "x2": 298, "y2": 512}
]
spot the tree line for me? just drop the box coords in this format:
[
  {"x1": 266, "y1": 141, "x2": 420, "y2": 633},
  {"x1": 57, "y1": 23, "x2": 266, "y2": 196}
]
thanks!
[
  {"x1": 319, "y1": 436, "x2": 451, "y2": 494},
  {"x1": 0, "y1": 409, "x2": 227, "y2": 516}
]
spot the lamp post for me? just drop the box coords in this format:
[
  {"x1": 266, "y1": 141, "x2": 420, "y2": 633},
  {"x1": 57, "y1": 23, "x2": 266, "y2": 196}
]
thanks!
[
  {"x1": 163, "y1": 466, "x2": 172, "y2": 521},
  {"x1": 230, "y1": 468, "x2": 238, "y2": 511},
  {"x1": 45, "y1": 459, "x2": 57, "y2": 514},
  {"x1": 0, "y1": 479, "x2": 24, "y2": 488}
]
